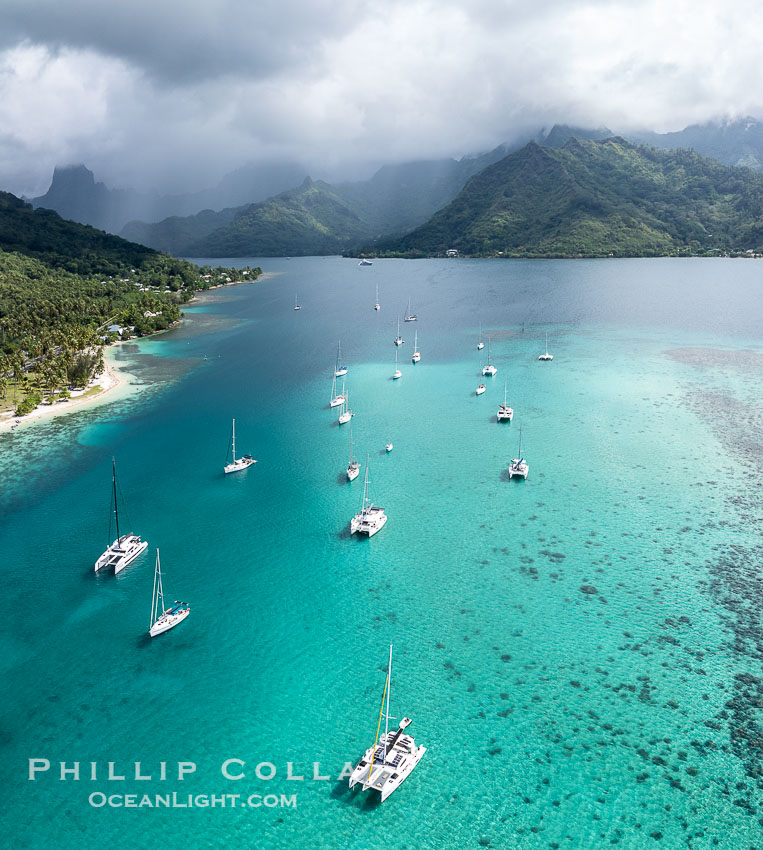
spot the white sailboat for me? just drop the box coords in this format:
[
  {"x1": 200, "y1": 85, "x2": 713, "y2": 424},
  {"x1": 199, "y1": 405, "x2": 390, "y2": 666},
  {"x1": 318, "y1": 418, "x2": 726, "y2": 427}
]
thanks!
[
  {"x1": 404, "y1": 297, "x2": 417, "y2": 321},
  {"x1": 338, "y1": 390, "x2": 354, "y2": 425},
  {"x1": 359, "y1": 258, "x2": 373, "y2": 266},
  {"x1": 393, "y1": 348, "x2": 402, "y2": 379},
  {"x1": 335, "y1": 341, "x2": 348, "y2": 377},
  {"x1": 224, "y1": 418, "x2": 256, "y2": 473},
  {"x1": 394, "y1": 317, "x2": 404, "y2": 346},
  {"x1": 411, "y1": 330, "x2": 420, "y2": 362},
  {"x1": 330, "y1": 373, "x2": 346, "y2": 408},
  {"x1": 374, "y1": 283, "x2": 380, "y2": 311},
  {"x1": 94, "y1": 458, "x2": 148, "y2": 573},
  {"x1": 350, "y1": 458, "x2": 387, "y2": 536},
  {"x1": 477, "y1": 323, "x2": 484, "y2": 350},
  {"x1": 538, "y1": 332, "x2": 553, "y2": 361},
  {"x1": 347, "y1": 428, "x2": 360, "y2": 481},
  {"x1": 509, "y1": 426, "x2": 529, "y2": 479},
  {"x1": 385, "y1": 440, "x2": 393, "y2": 452},
  {"x1": 482, "y1": 338, "x2": 497, "y2": 376},
  {"x1": 497, "y1": 378, "x2": 513, "y2": 421},
  {"x1": 293, "y1": 294, "x2": 301, "y2": 311},
  {"x1": 476, "y1": 383, "x2": 486, "y2": 395},
  {"x1": 148, "y1": 549, "x2": 190, "y2": 637},
  {"x1": 348, "y1": 645, "x2": 426, "y2": 801}
]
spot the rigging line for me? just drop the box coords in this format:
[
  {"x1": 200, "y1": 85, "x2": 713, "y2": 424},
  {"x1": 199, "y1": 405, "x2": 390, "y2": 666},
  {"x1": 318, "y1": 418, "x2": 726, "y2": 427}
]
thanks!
[
  {"x1": 366, "y1": 669, "x2": 390, "y2": 783},
  {"x1": 116, "y1": 477, "x2": 134, "y2": 532}
]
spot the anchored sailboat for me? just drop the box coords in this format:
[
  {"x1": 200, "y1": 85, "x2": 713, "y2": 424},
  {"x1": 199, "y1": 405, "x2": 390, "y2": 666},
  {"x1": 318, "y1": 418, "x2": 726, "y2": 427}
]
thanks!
[
  {"x1": 148, "y1": 549, "x2": 190, "y2": 637},
  {"x1": 404, "y1": 297, "x2": 417, "y2": 321},
  {"x1": 338, "y1": 389, "x2": 354, "y2": 424},
  {"x1": 393, "y1": 318, "x2": 403, "y2": 346},
  {"x1": 335, "y1": 341, "x2": 348, "y2": 377},
  {"x1": 497, "y1": 378, "x2": 513, "y2": 421},
  {"x1": 293, "y1": 294, "x2": 301, "y2": 311},
  {"x1": 412, "y1": 330, "x2": 420, "y2": 363},
  {"x1": 509, "y1": 426, "x2": 529, "y2": 479},
  {"x1": 538, "y1": 332, "x2": 553, "y2": 361},
  {"x1": 393, "y1": 347, "x2": 402, "y2": 379},
  {"x1": 330, "y1": 373, "x2": 346, "y2": 408},
  {"x1": 477, "y1": 323, "x2": 484, "y2": 350},
  {"x1": 374, "y1": 284, "x2": 380, "y2": 311},
  {"x1": 348, "y1": 645, "x2": 426, "y2": 801},
  {"x1": 94, "y1": 458, "x2": 147, "y2": 574},
  {"x1": 482, "y1": 337, "x2": 497, "y2": 376},
  {"x1": 347, "y1": 427, "x2": 360, "y2": 481},
  {"x1": 350, "y1": 458, "x2": 387, "y2": 536},
  {"x1": 224, "y1": 418, "x2": 256, "y2": 474}
]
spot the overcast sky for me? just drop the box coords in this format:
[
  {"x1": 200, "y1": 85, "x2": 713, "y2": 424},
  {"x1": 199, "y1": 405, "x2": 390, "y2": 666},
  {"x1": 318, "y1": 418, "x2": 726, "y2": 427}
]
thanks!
[{"x1": 1, "y1": 0, "x2": 761, "y2": 196}]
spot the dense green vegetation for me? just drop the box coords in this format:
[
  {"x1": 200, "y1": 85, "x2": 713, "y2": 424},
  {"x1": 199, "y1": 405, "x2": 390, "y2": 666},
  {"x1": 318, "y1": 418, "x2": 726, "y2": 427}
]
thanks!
[
  {"x1": 371, "y1": 138, "x2": 763, "y2": 258},
  {"x1": 0, "y1": 191, "x2": 260, "y2": 415},
  {"x1": 118, "y1": 151, "x2": 509, "y2": 257},
  {"x1": 181, "y1": 178, "x2": 369, "y2": 257}
]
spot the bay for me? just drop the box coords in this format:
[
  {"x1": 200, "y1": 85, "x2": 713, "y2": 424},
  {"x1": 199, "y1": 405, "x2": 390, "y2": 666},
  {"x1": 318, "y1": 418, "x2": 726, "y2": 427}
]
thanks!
[{"x1": 1, "y1": 256, "x2": 761, "y2": 848}]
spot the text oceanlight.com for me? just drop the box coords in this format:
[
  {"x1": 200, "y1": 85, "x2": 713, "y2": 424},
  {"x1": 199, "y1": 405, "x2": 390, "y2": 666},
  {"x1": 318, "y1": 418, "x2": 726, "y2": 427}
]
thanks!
[{"x1": 88, "y1": 792, "x2": 297, "y2": 808}]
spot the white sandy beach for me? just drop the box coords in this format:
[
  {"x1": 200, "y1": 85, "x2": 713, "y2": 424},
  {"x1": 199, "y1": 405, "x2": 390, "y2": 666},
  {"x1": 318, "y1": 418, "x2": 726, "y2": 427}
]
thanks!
[
  {"x1": 0, "y1": 271, "x2": 277, "y2": 435},
  {"x1": 0, "y1": 345, "x2": 140, "y2": 434}
]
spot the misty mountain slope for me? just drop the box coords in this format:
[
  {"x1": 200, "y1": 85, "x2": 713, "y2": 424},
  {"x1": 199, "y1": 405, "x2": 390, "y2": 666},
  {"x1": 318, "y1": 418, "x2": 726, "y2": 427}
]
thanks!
[
  {"x1": 182, "y1": 178, "x2": 370, "y2": 257},
  {"x1": 375, "y1": 138, "x2": 763, "y2": 257},
  {"x1": 631, "y1": 117, "x2": 763, "y2": 171},
  {"x1": 119, "y1": 148, "x2": 515, "y2": 256},
  {"x1": 332, "y1": 146, "x2": 511, "y2": 236},
  {"x1": 121, "y1": 207, "x2": 243, "y2": 254},
  {"x1": 31, "y1": 161, "x2": 308, "y2": 234}
]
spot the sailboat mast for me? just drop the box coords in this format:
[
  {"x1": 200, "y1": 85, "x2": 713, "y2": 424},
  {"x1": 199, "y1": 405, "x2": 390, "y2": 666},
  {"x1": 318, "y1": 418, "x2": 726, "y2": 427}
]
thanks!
[
  {"x1": 232, "y1": 418, "x2": 236, "y2": 463},
  {"x1": 112, "y1": 458, "x2": 120, "y2": 543},
  {"x1": 150, "y1": 549, "x2": 161, "y2": 627},
  {"x1": 384, "y1": 644, "x2": 392, "y2": 759}
]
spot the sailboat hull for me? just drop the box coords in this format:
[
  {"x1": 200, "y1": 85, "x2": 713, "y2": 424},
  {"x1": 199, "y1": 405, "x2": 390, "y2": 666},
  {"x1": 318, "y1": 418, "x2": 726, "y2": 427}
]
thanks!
[
  {"x1": 94, "y1": 536, "x2": 147, "y2": 573},
  {"x1": 224, "y1": 456, "x2": 257, "y2": 474},
  {"x1": 149, "y1": 605, "x2": 190, "y2": 637}
]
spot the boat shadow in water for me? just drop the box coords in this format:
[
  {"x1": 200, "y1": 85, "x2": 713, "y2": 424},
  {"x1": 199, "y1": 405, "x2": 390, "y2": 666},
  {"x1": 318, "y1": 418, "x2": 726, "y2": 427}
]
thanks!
[
  {"x1": 336, "y1": 472, "x2": 349, "y2": 486},
  {"x1": 335, "y1": 526, "x2": 353, "y2": 541},
  {"x1": 330, "y1": 780, "x2": 383, "y2": 810},
  {"x1": 500, "y1": 469, "x2": 514, "y2": 483}
]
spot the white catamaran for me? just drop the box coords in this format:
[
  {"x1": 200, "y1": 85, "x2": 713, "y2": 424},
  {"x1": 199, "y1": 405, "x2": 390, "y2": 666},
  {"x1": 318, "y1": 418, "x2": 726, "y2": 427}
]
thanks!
[
  {"x1": 411, "y1": 330, "x2": 420, "y2": 363},
  {"x1": 350, "y1": 458, "x2": 387, "y2": 536},
  {"x1": 224, "y1": 418, "x2": 256, "y2": 474},
  {"x1": 538, "y1": 332, "x2": 553, "y2": 361},
  {"x1": 497, "y1": 378, "x2": 513, "y2": 421},
  {"x1": 148, "y1": 549, "x2": 190, "y2": 637},
  {"x1": 509, "y1": 426, "x2": 529, "y2": 479},
  {"x1": 393, "y1": 318, "x2": 404, "y2": 346},
  {"x1": 94, "y1": 458, "x2": 148, "y2": 574},
  {"x1": 348, "y1": 645, "x2": 426, "y2": 802}
]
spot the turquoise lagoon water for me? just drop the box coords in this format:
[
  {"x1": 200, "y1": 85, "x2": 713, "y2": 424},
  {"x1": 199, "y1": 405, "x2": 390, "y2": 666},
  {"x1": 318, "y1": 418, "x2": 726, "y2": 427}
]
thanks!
[{"x1": 1, "y1": 257, "x2": 762, "y2": 849}]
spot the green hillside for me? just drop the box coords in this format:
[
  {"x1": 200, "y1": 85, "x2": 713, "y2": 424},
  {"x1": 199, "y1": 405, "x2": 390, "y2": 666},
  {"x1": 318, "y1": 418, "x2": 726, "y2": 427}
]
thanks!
[
  {"x1": 0, "y1": 192, "x2": 257, "y2": 414},
  {"x1": 373, "y1": 138, "x2": 763, "y2": 258},
  {"x1": 183, "y1": 178, "x2": 369, "y2": 257}
]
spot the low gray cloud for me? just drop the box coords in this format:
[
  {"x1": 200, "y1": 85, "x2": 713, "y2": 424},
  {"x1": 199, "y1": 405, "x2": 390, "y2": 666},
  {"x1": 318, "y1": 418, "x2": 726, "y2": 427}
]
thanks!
[{"x1": 1, "y1": 0, "x2": 761, "y2": 197}]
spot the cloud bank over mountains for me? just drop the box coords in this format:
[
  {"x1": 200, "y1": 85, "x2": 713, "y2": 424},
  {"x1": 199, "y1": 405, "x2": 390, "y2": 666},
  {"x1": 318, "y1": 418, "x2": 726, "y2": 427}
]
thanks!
[{"x1": 1, "y1": 0, "x2": 761, "y2": 196}]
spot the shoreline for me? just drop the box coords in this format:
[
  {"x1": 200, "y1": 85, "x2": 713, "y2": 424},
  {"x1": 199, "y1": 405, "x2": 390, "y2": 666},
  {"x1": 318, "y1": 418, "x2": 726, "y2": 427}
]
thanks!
[
  {"x1": 0, "y1": 270, "x2": 278, "y2": 435},
  {"x1": 0, "y1": 345, "x2": 140, "y2": 435},
  {"x1": 188, "y1": 270, "x2": 280, "y2": 302}
]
